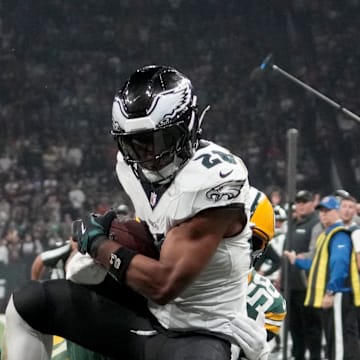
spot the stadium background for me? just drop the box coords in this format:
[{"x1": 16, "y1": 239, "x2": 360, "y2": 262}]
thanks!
[{"x1": 0, "y1": 0, "x2": 360, "y2": 337}]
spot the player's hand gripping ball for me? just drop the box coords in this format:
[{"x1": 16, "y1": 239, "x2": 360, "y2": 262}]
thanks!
[
  {"x1": 109, "y1": 218, "x2": 159, "y2": 259},
  {"x1": 72, "y1": 210, "x2": 117, "y2": 254}
]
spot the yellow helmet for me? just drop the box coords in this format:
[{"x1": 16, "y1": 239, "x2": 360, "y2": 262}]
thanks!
[{"x1": 249, "y1": 187, "x2": 275, "y2": 254}]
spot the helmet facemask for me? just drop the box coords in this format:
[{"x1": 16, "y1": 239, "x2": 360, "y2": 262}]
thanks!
[{"x1": 114, "y1": 109, "x2": 198, "y2": 183}]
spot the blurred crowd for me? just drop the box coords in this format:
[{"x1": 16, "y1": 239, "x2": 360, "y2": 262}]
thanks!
[{"x1": 1, "y1": 1, "x2": 360, "y2": 310}]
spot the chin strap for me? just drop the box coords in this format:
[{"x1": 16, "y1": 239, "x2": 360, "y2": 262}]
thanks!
[{"x1": 198, "y1": 105, "x2": 211, "y2": 131}]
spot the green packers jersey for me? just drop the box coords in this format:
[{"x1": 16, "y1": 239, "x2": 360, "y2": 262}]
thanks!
[{"x1": 247, "y1": 270, "x2": 286, "y2": 336}]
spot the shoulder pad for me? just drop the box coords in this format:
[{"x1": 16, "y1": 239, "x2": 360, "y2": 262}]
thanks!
[
  {"x1": 169, "y1": 142, "x2": 251, "y2": 219},
  {"x1": 176, "y1": 141, "x2": 248, "y2": 193}
]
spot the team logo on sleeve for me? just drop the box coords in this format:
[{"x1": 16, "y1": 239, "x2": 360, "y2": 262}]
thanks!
[{"x1": 206, "y1": 180, "x2": 245, "y2": 202}]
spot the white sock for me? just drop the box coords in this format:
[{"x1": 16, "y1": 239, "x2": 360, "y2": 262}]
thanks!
[{"x1": 4, "y1": 295, "x2": 52, "y2": 360}]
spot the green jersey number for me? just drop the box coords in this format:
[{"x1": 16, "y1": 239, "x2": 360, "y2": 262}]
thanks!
[{"x1": 194, "y1": 150, "x2": 236, "y2": 169}]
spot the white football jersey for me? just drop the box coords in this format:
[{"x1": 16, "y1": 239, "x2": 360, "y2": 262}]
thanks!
[{"x1": 116, "y1": 140, "x2": 252, "y2": 338}]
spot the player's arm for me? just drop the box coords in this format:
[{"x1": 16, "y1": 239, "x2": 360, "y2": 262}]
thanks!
[
  {"x1": 264, "y1": 307, "x2": 286, "y2": 341},
  {"x1": 258, "y1": 245, "x2": 281, "y2": 277},
  {"x1": 31, "y1": 243, "x2": 72, "y2": 280},
  {"x1": 89, "y1": 206, "x2": 246, "y2": 304}
]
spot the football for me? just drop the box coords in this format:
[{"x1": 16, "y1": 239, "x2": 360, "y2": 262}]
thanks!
[{"x1": 109, "y1": 218, "x2": 159, "y2": 259}]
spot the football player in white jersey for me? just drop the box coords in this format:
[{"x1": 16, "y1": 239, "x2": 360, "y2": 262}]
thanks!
[{"x1": 4, "y1": 66, "x2": 268, "y2": 360}]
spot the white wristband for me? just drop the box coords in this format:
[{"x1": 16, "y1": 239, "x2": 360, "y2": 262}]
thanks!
[{"x1": 352, "y1": 229, "x2": 360, "y2": 253}]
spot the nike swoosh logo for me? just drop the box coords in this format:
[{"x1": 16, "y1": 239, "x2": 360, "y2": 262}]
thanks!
[
  {"x1": 81, "y1": 222, "x2": 86, "y2": 235},
  {"x1": 219, "y1": 169, "x2": 234, "y2": 178}
]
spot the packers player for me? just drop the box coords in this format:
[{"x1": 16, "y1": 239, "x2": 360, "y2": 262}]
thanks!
[
  {"x1": 247, "y1": 187, "x2": 286, "y2": 340},
  {"x1": 249, "y1": 186, "x2": 275, "y2": 264}
]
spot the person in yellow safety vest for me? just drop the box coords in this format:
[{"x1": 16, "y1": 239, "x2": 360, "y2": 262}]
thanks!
[{"x1": 284, "y1": 195, "x2": 360, "y2": 360}]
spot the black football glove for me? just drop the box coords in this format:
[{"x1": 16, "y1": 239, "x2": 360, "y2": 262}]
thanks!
[{"x1": 72, "y1": 210, "x2": 116, "y2": 255}]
